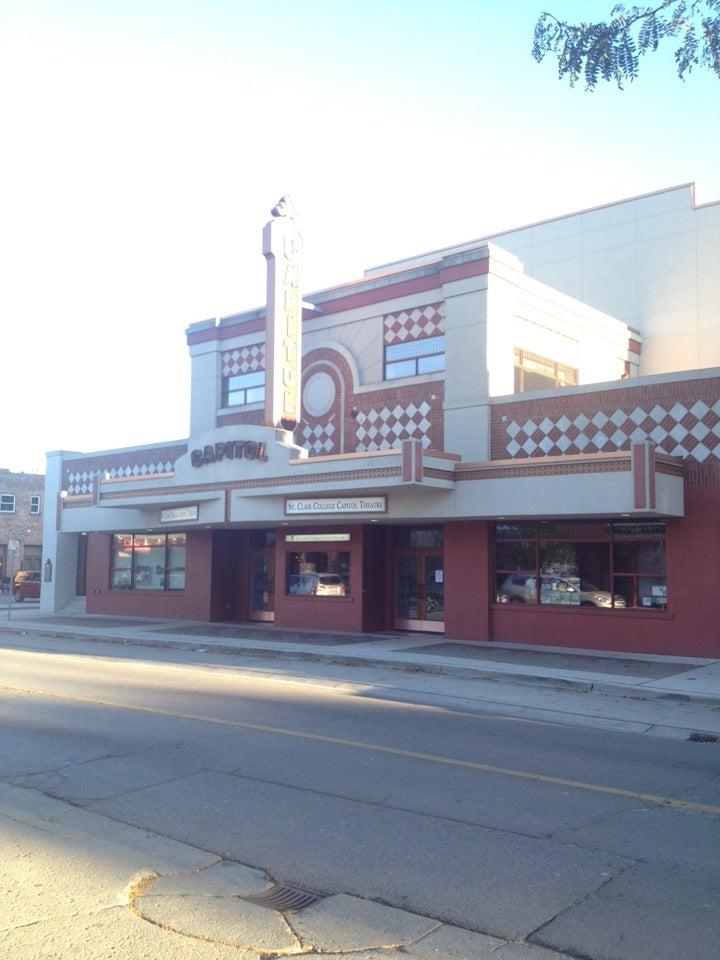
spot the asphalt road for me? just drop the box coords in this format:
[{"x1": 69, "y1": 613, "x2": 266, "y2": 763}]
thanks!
[{"x1": 1, "y1": 633, "x2": 719, "y2": 960}]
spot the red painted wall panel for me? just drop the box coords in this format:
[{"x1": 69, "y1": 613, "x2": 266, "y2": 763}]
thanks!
[
  {"x1": 272, "y1": 525, "x2": 366, "y2": 633},
  {"x1": 210, "y1": 530, "x2": 251, "y2": 622},
  {"x1": 362, "y1": 525, "x2": 390, "y2": 632},
  {"x1": 443, "y1": 521, "x2": 491, "y2": 641},
  {"x1": 489, "y1": 487, "x2": 720, "y2": 657}
]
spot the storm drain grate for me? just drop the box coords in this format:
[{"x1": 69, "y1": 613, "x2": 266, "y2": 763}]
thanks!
[
  {"x1": 688, "y1": 732, "x2": 720, "y2": 743},
  {"x1": 238, "y1": 883, "x2": 319, "y2": 912}
]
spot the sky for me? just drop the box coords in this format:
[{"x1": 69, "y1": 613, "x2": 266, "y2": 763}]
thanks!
[{"x1": 1, "y1": 0, "x2": 718, "y2": 474}]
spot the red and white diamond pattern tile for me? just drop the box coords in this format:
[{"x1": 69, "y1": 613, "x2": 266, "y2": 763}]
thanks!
[
  {"x1": 383, "y1": 303, "x2": 445, "y2": 345},
  {"x1": 221, "y1": 343, "x2": 265, "y2": 377},
  {"x1": 299, "y1": 419, "x2": 335, "y2": 456},
  {"x1": 66, "y1": 461, "x2": 175, "y2": 494},
  {"x1": 505, "y1": 400, "x2": 720, "y2": 462},
  {"x1": 355, "y1": 402, "x2": 432, "y2": 452}
]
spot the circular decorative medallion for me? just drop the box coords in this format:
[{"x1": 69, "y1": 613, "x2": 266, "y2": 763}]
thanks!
[{"x1": 303, "y1": 371, "x2": 336, "y2": 418}]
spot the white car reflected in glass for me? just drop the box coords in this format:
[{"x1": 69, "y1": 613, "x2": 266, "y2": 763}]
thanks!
[
  {"x1": 288, "y1": 573, "x2": 346, "y2": 596},
  {"x1": 499, "y1": 575, "x2": 626, "y2": 608}
]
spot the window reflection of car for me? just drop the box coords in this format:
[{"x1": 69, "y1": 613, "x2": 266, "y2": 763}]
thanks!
[
  {"x1": 288, "y1": 573, "x2": 346, "y2": 596},
  {"x1": 499, "y1": 575, "x2": 626, "y2": 608}
]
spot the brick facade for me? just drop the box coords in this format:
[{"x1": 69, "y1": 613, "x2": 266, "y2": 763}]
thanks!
[
  {"x1": 491, "y1": 376, "x2": 720, "y2": 487},
  {"x1": 62, "y1": 444, "x2": 188, "y2": 494},
  {"x1": 216, "y1": 344, "x2": 445, "y2": 455},
  {"x1": 0, "y1": 469, "x2": 44, "y2": 580}
]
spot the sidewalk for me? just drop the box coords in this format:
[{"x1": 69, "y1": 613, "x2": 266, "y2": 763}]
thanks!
[{"x1": 4, "y1": 608, "x2": 720, "y2": 718}]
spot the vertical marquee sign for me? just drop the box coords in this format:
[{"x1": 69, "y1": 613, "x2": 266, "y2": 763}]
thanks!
[{"x1": 263, "y1": 197, "x2": 303, "y2": 431}]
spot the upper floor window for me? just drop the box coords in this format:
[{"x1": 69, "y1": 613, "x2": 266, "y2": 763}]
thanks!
[
  {"x1": 221, "y1": 343, "x2": 265, "y2": 408},
  {"x1": 222, "y1": 371, "x2": 266, "y2": 408},
  {"x1": 30, "y1": 496, "x2": 41, "y2": 515},
  {"x1": 385, "y1": 335, "x2": 445, "y2": 380},
  {"x1": 514, "y1": 348, "x2": 578, "y2": 393},
  {"x1": 0, "y1": 495, "x2": 15, "y2": 513}
]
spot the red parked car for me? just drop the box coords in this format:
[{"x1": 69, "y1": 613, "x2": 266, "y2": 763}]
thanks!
[{"x1": 13, "y1": 570, "x2": 41, "y2": 601}]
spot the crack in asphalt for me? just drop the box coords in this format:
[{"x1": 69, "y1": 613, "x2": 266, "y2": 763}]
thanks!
[
  {"x1": 525, "y1": 859, "x2": 638, "y2": 952},
  {"x1": 544, "y1": 801, "x2": 651, "y2": 841},
  {"x1": 2, "y1": 728, "x2": 246, "y2": 799},
  {"x1": 0, "y1": 903, "x2": 126, "y2": 937},
  {"x1": 199, "y1": 764, "x2": 556, "y2": 841}
]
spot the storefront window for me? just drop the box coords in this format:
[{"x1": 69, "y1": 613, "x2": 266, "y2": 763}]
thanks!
[
  {"x1": 494, "y1": 521, "x2": 666, "y2": 610},
  {"x1": 111, "y1": 535, "x2": 133, "y2": 589},
  {"x1": 166, "y1": 533, "x2": 187, "y2": 590},
  {"x1": 286, "y1": 551, "x2": 350, "y2": 597},
  {"x1": 538, "y1": 541, "x2": 612, "y2": 606},
  {"x1": 20, "y1": 545, "x2": 43, "y2": 572},
  {"x1": 133, "y1": 534, "x2": 166, "y2": 590},
  {"x1": 612, "y1": 523, "x2": 667, "y2": 609},
  {"x1": 110, "y1": 533, "x2": 186, "y2": 591}
]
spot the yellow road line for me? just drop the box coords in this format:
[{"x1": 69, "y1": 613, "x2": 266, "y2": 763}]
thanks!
[{"x1": 3, "y1": 681, "x2": 719, "y2": 816}]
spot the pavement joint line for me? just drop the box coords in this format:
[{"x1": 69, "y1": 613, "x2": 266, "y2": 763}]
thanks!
[
  {"x1": 3, "y1": 680, "x2": 720, "y2": 818},
  {"x1": 128, "y1": 864, "x2": 396, "y2": 958}
]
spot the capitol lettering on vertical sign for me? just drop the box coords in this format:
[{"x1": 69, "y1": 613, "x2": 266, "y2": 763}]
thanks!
[{"x1": 263, "y1": 201, "x2": 303, "y2": 432}]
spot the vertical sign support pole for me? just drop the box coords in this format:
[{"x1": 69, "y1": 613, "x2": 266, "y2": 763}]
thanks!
[{"x1": 6, "y1": 539, "x2": 19, "y2": 622}]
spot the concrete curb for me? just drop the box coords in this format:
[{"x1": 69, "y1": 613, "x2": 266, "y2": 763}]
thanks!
[{"x1": 5, "y1": 624, "x2": 720, "y2": 709}]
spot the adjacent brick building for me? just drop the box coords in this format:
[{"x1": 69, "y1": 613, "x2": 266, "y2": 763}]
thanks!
[
  {"x1": 41, "y1": 184, "x2": 720, "y2": 657},
  {"x1": 0, "y1": 469, "x2": 44, "y2": 583}
]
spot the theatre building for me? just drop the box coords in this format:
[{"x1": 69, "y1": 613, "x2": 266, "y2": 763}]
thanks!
[{"x1": 42, "y1": 183, "x2": 720, "y2": 657}]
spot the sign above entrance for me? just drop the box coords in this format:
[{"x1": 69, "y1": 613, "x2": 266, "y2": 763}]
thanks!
[
  {"x1": 285, "y1": 496, "x2": 387, "y2": 516},
  {"x1": 286, "y1": 533, "x2": 351, "y2": 543},
  {"x1": 160, "y1": 505, "x2": 198, "y2": 524}
]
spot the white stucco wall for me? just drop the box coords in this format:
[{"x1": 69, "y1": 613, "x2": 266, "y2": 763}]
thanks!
[
  {"x1": 366, "y1": 184, "x2": 720, "y2": 378},
  {"x1": 41, "y1": 451, "x2": 80, "y2": 613},
  {"x1": 188, "y1": 340, "x2": 221, "y2": 435},
  {"x1": 511, "y1": 273, "x2": 630, "y2": 386}
]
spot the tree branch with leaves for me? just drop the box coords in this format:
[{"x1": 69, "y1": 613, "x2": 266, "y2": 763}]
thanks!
[{"x1": 533, "y1": 1, "x2": 720, "y2": 88}]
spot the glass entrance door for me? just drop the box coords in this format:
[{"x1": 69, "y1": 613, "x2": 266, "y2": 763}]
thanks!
[
  {"x1": 249, "y1": 549, "x2": 275, "y2": 622},
  {"x1": 394, "y1": 551, "x2": 444, "y2": 632},
  {"x1": 423, "y1": 553, "x2": 444, "y2": 625}
]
